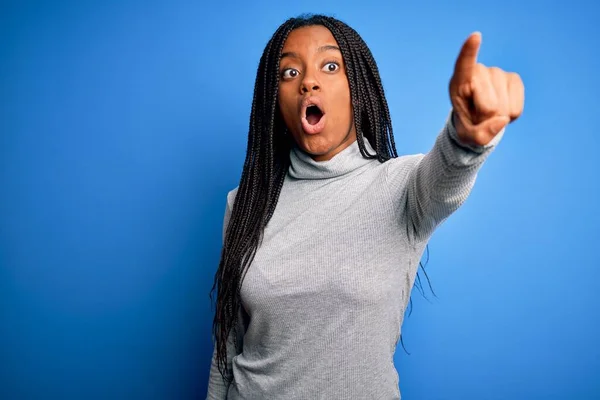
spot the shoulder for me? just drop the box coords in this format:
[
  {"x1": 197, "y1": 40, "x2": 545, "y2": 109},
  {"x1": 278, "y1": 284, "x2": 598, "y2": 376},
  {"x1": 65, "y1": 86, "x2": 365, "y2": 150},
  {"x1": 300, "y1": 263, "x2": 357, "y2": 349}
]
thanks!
[
  {"x1": 221, "y1": 186, "x2": 239, "y2": 238},
  {"x1": 226, "y1": 186, "x2": 239, "y2": 211},
  {"x1": 385, "y1": 153, "x2": 425, "y2": 183}
]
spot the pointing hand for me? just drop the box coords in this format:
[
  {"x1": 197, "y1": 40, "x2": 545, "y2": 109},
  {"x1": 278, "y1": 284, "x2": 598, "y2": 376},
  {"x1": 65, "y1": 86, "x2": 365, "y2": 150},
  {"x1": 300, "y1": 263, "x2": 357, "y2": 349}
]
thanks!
[{"x1": 449, "y1": 32, "x2": 524, "y2": 146}]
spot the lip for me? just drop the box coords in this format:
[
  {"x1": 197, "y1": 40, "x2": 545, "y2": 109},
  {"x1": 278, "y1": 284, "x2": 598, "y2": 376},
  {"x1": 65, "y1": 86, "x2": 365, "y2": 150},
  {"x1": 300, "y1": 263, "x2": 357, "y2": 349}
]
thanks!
[{"x1": 300, "y1": 96, "x2": 326, "y2": 135}]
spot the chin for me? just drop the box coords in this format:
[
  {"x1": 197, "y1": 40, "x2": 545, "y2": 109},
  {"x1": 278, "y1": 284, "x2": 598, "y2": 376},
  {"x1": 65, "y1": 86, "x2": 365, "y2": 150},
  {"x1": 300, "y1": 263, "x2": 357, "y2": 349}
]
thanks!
[
  {"x1": 296, "y1": 133, "x2": 351, "y2": 161},
  {"x1": 291, "y1": 121, "x2": 356, "y2": 160},
  {"x1": 297, "y1": 134, "x2": 333, "y2": 153}
]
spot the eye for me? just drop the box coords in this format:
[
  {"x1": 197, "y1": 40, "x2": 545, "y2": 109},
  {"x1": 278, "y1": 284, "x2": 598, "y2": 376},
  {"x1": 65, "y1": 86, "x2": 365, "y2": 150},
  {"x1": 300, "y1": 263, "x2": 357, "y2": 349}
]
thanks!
[
  {"x1": 322, "y1": 62, "x2": 339, "y2": 73},
  {"x1": 281, "y1": 68, "x2": 299, "y2": 79}
]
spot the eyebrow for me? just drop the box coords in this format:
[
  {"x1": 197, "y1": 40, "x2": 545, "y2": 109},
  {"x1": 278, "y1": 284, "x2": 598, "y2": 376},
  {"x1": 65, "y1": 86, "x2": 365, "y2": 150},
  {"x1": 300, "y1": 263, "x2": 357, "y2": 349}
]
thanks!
[{"x1": 280, "y1": 45, "x2": 341, "y2": 60}]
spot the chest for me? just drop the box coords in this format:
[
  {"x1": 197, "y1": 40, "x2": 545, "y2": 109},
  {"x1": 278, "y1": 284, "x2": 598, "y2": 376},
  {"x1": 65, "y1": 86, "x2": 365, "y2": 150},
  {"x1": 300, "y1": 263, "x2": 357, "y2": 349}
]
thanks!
[{"x1": 239, "y1": 169, "x2": 413, "y2": 317}]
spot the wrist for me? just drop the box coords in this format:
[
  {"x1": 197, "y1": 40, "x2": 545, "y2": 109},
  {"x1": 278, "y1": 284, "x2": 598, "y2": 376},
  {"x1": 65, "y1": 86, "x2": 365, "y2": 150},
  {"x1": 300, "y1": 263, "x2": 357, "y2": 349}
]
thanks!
[{"x1": 451, "y1": 111, "x2": 469, "y2": 144}]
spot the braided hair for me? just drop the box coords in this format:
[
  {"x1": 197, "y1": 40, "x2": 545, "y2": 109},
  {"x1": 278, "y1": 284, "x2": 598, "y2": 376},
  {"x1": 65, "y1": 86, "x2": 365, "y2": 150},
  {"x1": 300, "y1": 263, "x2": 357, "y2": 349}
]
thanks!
[{"x1": 210, "y1": 13, "x2": 428, "y2": 381}]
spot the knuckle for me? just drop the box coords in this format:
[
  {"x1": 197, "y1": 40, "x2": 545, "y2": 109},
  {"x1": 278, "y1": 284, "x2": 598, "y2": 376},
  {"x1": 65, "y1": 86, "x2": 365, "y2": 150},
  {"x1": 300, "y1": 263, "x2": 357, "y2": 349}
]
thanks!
[
  {"x1": 457, "y1": 82, "x2": 471, "y2": 98},
  {"x1": 509, "y1": 72, "x2": 523, "y2": 84},
  {"x1": 475, "y1": 130, "x2": 490, "y2": 145}
]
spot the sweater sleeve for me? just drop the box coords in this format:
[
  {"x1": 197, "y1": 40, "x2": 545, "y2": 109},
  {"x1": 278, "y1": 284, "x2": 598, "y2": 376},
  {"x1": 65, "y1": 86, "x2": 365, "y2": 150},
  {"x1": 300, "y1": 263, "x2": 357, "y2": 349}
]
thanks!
[
  {"x1": 206, "y1": 188, "x2": 243, "y2": 400},
  {"x1": 386, "y1": 111, "x2": 504, "y2": 244},
  {"x1": 206, "y1": 327, "x2": 243, "y2": 400}
]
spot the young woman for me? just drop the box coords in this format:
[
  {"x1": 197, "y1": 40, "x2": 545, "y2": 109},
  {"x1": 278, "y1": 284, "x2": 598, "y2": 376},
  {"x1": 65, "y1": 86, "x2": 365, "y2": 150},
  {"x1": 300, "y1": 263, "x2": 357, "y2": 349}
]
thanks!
[{"x1": 207, "y1": 14, "x2": 524, "y2": 399}]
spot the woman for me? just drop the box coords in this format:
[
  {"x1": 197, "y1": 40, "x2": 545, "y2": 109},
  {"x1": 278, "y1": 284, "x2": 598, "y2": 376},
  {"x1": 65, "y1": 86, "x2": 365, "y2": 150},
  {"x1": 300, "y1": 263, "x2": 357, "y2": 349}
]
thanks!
[{"x1": 207, "y1": 14, "x2": 524, "y2": 399}]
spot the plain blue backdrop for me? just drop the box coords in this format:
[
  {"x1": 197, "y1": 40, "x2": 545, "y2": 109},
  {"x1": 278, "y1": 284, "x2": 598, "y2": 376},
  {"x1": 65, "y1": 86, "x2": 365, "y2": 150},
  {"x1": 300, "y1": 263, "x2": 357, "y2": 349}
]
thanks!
[{"x1": 1, "y1": 0, "x2": 599, "y2": 399}]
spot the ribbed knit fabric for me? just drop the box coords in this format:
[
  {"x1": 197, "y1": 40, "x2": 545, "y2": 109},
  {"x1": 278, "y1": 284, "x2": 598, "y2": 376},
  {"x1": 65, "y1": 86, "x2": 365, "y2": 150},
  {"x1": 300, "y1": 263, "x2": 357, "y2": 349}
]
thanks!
[{"x1": 207, "y1": 114, "x2": 504, "y2": 399}]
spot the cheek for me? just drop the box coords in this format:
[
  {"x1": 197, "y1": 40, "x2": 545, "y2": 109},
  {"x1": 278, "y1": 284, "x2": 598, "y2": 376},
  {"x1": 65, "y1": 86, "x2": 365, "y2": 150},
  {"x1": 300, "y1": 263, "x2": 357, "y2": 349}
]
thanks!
[
  {"x1": 278, "y1": 87, "x2": 297, "y2": 124},
  {"x1": 332, "y1": 82, "x2": 353, "y2": 124}
]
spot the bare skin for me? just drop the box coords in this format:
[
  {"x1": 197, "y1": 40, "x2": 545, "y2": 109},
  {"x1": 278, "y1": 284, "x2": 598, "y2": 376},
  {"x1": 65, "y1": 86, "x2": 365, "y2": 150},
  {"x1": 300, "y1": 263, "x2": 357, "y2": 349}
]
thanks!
[
  {"x1": 450, "y1": 32, "x2": 525, "y2": 145},
  {"x1": 277, "y1": 26, "x2": 356, "y2": 162}
]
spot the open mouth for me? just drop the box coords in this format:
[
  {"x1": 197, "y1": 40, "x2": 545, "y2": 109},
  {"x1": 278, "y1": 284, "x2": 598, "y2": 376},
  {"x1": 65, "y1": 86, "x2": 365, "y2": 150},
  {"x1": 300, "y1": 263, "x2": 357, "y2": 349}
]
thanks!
[
  {"x1": 305, "y1": 105, "x2": 324, "y2": 125},
  {"x1": 300, "y1": 97, "x2": 327, "y2": 135}
]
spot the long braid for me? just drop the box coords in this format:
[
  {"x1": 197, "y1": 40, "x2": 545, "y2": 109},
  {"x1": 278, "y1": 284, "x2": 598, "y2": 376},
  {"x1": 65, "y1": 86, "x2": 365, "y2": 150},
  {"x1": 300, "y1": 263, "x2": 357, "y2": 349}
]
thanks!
[{"x1": 210, "y1": 13, "x2": 430, "y2": 381}]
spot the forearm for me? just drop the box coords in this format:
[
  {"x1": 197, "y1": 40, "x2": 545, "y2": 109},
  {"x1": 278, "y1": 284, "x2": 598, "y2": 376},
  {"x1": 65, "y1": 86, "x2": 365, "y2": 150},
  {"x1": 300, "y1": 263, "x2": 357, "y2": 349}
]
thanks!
[
  {"x1": 391, "y1": 111, "x2": 504, "y2": 243},
  {"x1": 206, "y1": 345, "x2": 232, "y2": 400}
]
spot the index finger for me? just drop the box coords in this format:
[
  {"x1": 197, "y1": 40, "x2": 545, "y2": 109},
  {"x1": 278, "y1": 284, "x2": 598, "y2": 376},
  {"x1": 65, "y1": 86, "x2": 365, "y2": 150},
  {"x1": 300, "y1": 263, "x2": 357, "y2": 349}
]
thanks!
[{"x1": 454, "y1": 32, "x2": 482, "y2": 79}]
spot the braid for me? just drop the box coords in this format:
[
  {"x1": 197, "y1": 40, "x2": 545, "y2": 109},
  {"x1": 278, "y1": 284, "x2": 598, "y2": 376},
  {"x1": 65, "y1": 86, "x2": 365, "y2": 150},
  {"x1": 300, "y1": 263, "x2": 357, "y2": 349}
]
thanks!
[{"x1": 210, "y1": 13, "x2": 428, "y2": 381}]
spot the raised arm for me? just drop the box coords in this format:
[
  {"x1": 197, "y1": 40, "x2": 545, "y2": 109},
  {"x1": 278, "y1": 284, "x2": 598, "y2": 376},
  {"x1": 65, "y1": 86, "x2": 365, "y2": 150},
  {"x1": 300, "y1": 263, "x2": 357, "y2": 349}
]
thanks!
[{"x1": 386, "y1": 33, "x2": 524, "y2": 244}]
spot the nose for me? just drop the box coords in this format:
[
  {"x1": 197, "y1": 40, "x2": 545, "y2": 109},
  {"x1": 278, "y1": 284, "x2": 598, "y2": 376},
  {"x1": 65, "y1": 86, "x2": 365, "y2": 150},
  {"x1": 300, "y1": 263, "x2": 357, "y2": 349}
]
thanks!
[{"x1": 300, "y1": 71, "x2": 320, "y2": 94}]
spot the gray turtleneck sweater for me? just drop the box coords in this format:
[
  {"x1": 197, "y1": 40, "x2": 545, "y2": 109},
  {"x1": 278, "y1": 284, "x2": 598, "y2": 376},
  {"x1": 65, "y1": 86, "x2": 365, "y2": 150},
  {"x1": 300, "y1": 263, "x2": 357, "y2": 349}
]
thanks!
[{"x1": 207, "y1": 114, "x2": 503, "y2": 399}]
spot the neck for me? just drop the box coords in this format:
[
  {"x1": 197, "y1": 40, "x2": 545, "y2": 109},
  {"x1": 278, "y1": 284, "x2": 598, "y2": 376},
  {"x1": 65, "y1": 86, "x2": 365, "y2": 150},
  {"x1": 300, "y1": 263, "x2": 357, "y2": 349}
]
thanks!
[{"x1": 288, "y1": 138, "x2": 376, "y2": 180}]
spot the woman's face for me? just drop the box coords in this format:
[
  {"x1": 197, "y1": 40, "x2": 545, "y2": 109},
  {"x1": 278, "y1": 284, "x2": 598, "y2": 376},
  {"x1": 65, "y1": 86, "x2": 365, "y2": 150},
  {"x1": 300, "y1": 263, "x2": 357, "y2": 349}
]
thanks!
[{"x1": 277, "y1": 25, "x2": 357, "y2": 162}]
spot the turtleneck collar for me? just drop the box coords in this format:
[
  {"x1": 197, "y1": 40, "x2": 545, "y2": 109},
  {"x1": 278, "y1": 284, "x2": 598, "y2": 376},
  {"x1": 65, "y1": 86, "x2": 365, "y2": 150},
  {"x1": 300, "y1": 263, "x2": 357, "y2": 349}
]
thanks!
[{"x1": 288, "y1": 138, "x2": 376, "y2": 180}]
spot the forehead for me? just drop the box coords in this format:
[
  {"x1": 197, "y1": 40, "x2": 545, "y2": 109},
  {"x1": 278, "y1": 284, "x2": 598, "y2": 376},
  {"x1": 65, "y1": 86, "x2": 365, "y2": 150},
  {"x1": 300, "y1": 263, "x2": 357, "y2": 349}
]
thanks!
[{"x1": 281, "y1": 25, "x2": 339, "y2": 52}]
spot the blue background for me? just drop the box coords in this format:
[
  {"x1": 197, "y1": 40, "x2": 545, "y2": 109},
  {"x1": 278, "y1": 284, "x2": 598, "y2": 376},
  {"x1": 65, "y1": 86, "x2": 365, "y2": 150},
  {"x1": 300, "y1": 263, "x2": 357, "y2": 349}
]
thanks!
[{"x1": 2, "y1": 0, "x2": 598, "y2": 399}]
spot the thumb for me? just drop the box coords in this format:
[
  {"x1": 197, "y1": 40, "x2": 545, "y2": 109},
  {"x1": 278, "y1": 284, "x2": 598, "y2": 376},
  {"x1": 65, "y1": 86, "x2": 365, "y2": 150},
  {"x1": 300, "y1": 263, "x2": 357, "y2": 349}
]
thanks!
[{"x1": 478, "y1": 115, "x2": 509, "y2": 137}]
